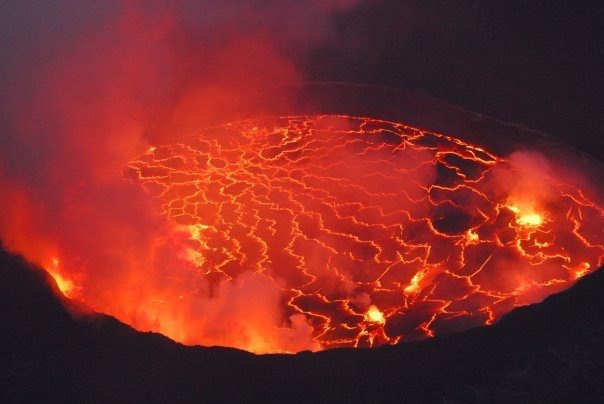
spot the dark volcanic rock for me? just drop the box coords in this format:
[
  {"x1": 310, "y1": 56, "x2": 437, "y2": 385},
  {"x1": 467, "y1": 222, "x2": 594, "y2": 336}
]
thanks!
[{"x1": 1, "y1": 247, "x2": 603, "y2": 403}]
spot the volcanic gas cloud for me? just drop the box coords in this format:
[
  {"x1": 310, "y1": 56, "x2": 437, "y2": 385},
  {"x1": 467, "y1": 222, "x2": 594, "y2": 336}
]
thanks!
[
  {"x1": 114, "y1": 115, "x2": 600, "y2": 351},
  {"x1": 1, "y1": 1, "x2": 602, "y2": 354}
]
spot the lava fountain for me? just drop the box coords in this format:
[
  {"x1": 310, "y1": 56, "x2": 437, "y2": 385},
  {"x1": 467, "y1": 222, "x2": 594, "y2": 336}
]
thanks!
[{"x1": 110, "y1": 114, "x2": 601, "y2": 351}]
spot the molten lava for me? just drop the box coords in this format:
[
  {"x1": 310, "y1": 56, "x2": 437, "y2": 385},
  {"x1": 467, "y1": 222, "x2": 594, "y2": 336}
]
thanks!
[
  {"x1": 47, "y1": 257, "x2": 77, "y2": 298},
  {"x1": 112, "y1": 115, "x2": 603, "y2": 351}
]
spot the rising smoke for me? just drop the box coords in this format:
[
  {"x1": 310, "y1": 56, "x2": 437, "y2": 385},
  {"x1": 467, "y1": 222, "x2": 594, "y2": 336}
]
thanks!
[
  {"x1": 0, "y1": 1, "x2": 601, "y2": 353},
  {"x1": 0, "y1": 0, "x2": 367, "y2": 352}
]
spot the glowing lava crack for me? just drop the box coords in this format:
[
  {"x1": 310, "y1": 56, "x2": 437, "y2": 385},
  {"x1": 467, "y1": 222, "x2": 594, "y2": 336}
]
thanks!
[{"x1": 123, "y1": 115, "x2": 603, "y2": 351}]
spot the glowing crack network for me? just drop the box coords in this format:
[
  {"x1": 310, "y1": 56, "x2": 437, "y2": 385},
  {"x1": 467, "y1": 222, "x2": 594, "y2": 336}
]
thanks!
[{"x1": 125, "y1": 115, "x2": 603, "y2": 350}]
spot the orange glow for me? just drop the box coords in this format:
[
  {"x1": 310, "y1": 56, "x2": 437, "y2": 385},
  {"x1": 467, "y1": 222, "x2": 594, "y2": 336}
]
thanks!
[
  {"x1": 568, "y1": 262, "x2": 591, "y2": 280},
  {"x1": 119, "y1": 115, "x2": 603, "y2": 350},
  {"x1": 404, "y1": 271, "x2": 426, "y2": 294},
  {"x1": 507, "y1": 204, "x2": 544, "y2": 227},
  {"x1": 47, "y1": 257, "x2": 76, "y2": 297},
  {"x1": 365, "y1": 305, "x2": 386, "y2": 324},
  {"x1": 466, "y1": 229, "x2": 479, "y2": 242},
  {"x1": 2, "y1": 115, "x2": 603, "y2": 353},
  {"x1": 49, "y1": 271, "x2": 75, "y2": 297},
  {"x1": 518, "y1": 213, "x2": 542, "y2": 227}
]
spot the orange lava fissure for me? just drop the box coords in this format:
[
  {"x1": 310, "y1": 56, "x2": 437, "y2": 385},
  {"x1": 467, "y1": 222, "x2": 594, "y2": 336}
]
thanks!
[{"x1": 112, "y1": 115, "x2": 603, "y2": 351}]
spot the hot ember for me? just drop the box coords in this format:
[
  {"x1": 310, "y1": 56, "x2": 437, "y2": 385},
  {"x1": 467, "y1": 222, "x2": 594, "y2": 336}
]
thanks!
[{"x1": 116, "y1": 115, "x2": 603, "y2": 351}]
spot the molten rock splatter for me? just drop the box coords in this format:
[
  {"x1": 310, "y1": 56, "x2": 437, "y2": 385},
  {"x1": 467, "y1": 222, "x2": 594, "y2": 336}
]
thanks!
[{"x1": 121, "y1": 115, "x2": 603, "y2": 350}]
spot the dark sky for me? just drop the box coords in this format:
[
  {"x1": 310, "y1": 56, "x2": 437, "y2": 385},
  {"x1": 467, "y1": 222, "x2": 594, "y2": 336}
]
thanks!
[
  {"x1": 0, "y1": 1, "x2": 602, "y2": 157},
  {"x1": 306, "y1": 0, "x2": 604, "y2": 156}
]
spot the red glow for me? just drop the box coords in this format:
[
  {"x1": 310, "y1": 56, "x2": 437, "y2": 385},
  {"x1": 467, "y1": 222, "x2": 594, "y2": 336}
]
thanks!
[
  {"x1": 2, "y1": 112, "x2": 603, "y2": 353},
  {"x1": 1, "y1": 1, "x2": 601, "y2": 355},
  {"x1": 102, "y1": 115, "x2": 599, "y2": 352}
]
